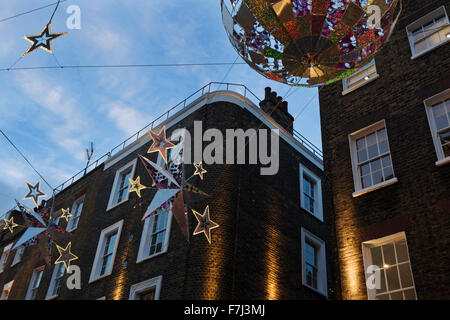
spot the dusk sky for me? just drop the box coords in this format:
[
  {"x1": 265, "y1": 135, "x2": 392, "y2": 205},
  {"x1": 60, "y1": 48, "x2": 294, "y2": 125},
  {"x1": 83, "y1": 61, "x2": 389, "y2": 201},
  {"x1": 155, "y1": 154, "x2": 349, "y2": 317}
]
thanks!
[{"x1": 0, "y1": 0, "x2": 322, "y2": 217}]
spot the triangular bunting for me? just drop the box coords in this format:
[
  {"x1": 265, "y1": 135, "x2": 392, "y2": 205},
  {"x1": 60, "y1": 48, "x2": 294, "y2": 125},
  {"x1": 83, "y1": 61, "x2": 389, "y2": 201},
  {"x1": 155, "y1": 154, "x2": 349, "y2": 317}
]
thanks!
[{"x1": 142, "y1": 189, "x2": 180, "y2": 221}]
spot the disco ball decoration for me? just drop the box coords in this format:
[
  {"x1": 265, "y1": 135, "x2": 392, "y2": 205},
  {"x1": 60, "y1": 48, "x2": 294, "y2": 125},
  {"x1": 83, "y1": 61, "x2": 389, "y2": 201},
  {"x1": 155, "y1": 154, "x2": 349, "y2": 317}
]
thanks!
[{"x1": 221, "y1": 0, "x2": 402, "y2": 87}]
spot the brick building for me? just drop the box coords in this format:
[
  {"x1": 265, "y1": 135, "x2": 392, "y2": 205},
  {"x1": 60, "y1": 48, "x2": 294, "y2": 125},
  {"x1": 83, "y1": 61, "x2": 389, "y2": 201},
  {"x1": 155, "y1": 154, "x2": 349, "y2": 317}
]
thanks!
[
  {"x1": 319, "y1": 0, "x2": 450, "y2": 300},
  {"x1": 0, "y1": 83, "x2": 333, "y2": 300}
]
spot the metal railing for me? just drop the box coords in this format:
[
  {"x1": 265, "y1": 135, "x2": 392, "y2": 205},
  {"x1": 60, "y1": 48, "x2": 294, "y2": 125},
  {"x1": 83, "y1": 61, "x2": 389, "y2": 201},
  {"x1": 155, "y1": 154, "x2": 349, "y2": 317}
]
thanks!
[{"x1": 53, "y1": 82, "x2": 323, "y2": 194}]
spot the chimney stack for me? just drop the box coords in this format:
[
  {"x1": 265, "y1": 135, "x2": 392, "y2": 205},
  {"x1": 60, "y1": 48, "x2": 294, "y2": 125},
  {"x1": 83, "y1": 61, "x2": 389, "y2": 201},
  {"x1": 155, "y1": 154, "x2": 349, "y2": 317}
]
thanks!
[{"x1": 259, "y1": 87, "x2": 294, "y2": 134}]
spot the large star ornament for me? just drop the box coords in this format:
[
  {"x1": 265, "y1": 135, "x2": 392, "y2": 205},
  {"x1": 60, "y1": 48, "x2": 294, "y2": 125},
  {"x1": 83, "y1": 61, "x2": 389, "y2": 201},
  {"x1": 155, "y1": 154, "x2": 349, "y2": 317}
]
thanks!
[
  {"x1": 146, "y1": 126, "x2": 175, "y2": 164},
  {"x1": 60, "y1": 208, "x2": 72, "y2": 223},
  {"x1": 193, "y1": 162, "x2": 207, "y2": 180},
  {"x1": 23, "y1": 23, "x2": 67, "y2": 57},
  {"x1": 3, "y1": 217, "x2": 19, "y2": 233},
  {"x1": 23, "y1": 180, "x2": 47, "y2": 208},
  {"x1": 192, "y1": 205, "x2": 219, "y2": 244},
  {"x1": 128, "y1": 176, "x2": 147, "y2": 198},
  {"x1": 55, "y1": 242, "x2": 78, "y2": 271}
]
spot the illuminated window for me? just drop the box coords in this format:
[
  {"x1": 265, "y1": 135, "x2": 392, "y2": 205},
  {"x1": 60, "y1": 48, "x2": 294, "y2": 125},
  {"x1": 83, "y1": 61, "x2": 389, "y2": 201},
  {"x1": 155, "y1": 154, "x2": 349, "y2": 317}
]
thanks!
[
  {"x1": 406, "y1": 6, "x2": 450, "y2": 59},
  {"x1": 89, "y1": 220, "x2": 123, "y2": 283},
  {"x1": 424, "y1": 89, "x2": 450, "y2": 166},
  {"x1": 0, "y1": 243, "x2": 13, "y2": 273},
  {"x1": 25, "y1": 266, "x2": 44, "y2": 300},
  {"x1": 342, "y1": 59, "x2": 379, "y2": 95},
  {"x1": 137, "y1": 204, "x2": 173, "y2": 262},
  {"x1": 301, "y1": 228, "x2": 327, "y2": 297},
  {"x1": 107, "y1": 159, "x2": 137, "y2": 211},
  {"x1": 299, "y1": 164, "x2": 323, "y2": 221},
  {"x1": 362, "y1": 232, "x2": 417, "y2": 300},
  {"x1": 46, "y1": 263, "x2": 65, "y2": 299},
  {"x1": 11, "y1": 245, "x2": 25, "y2": 266},
  {"x1": 129, "y1": 275, "x2": 162, "y2": 300},
  {"x1": 66, "y1": 196, "x2": 85, "y2": 232},
  {"x1": 0, "y1": 280, "x2": 14, "y2": 300},
  {"x1": 349, "y1": 120, "x2": 397, "y2": 197}
]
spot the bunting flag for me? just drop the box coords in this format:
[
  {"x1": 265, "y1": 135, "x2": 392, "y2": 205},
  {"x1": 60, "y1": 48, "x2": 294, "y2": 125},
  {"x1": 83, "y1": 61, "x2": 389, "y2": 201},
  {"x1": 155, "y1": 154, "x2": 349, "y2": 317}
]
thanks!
[
  {"x1": 142, "y1": 189, "x2": 180, "y2": 221},
  {"x1": 184, "y1": 183, "x2": 209, "y2": 197},
  {"x1": 140, "y1": 155, "x2": 180, "y2": 188},
  {"x1": 12, "y1": 227, "x2": 47, "y2": 250},
  {"x1": 138, "y1": 154, "x2": 163, "y2": 187},
  {"x1": 171, "y1": 191, "x2": 190, "y2": 242},
  {"x1": 15, "y1": 200, "x2": 47, "y2": 227}
]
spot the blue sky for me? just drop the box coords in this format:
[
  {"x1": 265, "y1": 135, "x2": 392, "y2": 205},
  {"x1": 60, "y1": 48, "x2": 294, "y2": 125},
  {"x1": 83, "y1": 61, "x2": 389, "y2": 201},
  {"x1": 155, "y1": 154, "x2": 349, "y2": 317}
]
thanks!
[{"x1": 0, "y1": 0, "x2": 322, "y2": 217}]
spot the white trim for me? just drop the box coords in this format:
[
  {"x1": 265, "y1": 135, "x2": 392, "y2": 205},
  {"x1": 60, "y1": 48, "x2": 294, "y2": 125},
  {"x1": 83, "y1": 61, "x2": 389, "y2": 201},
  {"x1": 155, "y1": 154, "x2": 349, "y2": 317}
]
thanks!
[
  {"x1": 436, "y1": 157, "x2": 450, "y2": 167},
  {"x1": 97, "y1": 296, "x2": 106, "y2": 300},
  {"x1": 299, "y1": 164, "x2": 323, "y2": 222},
  {"x1": 301, "y1": 228, "x2": 327, "y2": 297},
  {"x1": 89, "y1": 220, "x2": 124, "y2": 283},
  {"x1": 0, "y1": 280, "x2": 14, "y2": 300},
  {"x1": 129, "y1": 275, "x2": 162, "y2": 300},
  {"x1": 0, "y1": 243, "x2": 13, "y2": 273},
  {"x1": 11, "y1": 245, "x2": 25, "y2": 267},
  {"x1": 45, "y1": 262, "x2": 65, "y2": 300},
  {"x1": 342, "y1": 59, "x2": 379, "y2": 95},
  {"x1": 66, "y1": 195, "x2": 85, "y2": 232},
  {"x1": 25, "y1": 265, "x2": 44, "y2": 300},
  {"x1": 106, "y1": 159, "x2": 137, "y2": 212},
  {"x1": 352, "y1": 177, "x2": 398, "y2": 198}
]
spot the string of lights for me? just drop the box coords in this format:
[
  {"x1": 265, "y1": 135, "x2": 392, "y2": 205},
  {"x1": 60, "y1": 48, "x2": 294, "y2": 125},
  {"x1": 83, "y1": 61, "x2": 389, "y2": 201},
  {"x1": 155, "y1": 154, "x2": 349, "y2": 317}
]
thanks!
[{"x1": 0, "y1": 0, "x2": 68, "y2": 24}]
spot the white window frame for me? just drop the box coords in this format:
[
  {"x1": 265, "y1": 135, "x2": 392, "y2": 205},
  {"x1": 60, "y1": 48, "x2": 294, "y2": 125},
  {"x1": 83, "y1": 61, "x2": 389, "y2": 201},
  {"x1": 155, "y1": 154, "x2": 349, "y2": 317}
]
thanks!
[
  {"x1": 349, "y1": 120, "x2": 398, "y2": 197},
  {"x1": 107, "y1": 159, "x2": 137, "y2": 211},
  {"x1": 97, "y1": 296, "x2": 106, "y2": 300},
  {"x1": 0, "y1": 243, "x2": 13, "y2": 273},
  {"x1": 137, "y1": 204, "x2": 173, "y2": 263},
  {"x1": 362, "y1": 232, "x2": 417, "y2": 300},
  {"x1": 129, "y1": 275, "x2": 162, "y2": 300},
  {"x1": 424, "y1": 88, "x2": 450, "y2": 167},
  {"x1": 89, "y1": 220, "x2": 124, "y2": 283},
  {"x1": 0, "y1": 280, "x2": 14, "y2": 300},
  {"x1": 406, "y1": 6, "x2": 450, "y2": 59},
  {"x1": 66, "y1": 195, "x2": 85, "y2": 232},
  {"x1": 11, "y1": 245, "x2": 25, "y2": 267},
  {"x1": 45, "y1": 262, "x2": 65, "y2": 300},
  {"x1": 299, "y1": 164, "x2": 323, "y2": 222},
  {"x1": 301, "y1": 228, "x2": 327, "y2": 297},
  {"x1": 25, "y1": 265, "x2": 44, "y2": 300},
  {"x1": 342, "y1": 59, "x2": 379, "y2": 95}
]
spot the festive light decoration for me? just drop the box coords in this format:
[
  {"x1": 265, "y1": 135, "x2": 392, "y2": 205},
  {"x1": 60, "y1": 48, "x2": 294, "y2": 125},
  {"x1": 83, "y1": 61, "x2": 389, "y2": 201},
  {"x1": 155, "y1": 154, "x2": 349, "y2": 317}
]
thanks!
[
  {"x1": 23, "y1": 180, "x2": 47, "y2": 208},
  {"x1": 23, "y1": 23, "x2": 67, "y2": 57},
  {"x1": 193, "y1": 162, "x2": 207, "y2": 180},
  {"x1": 146, "y1": 126, "x2": 176, "y2": 164},
  {"x1": 128, "y1": 176, "x2": 147, "y2": 198},
  {"x1": 3, "y1": 217, "x2": 19, "y2": 233},
  {"x1": 142, "y1": 189, "x2": 180, "y2": 221},
  {"x1": 221, "y1": 0, "x2": 401, "y2": 86},
  {"x1": 54, "y1": 242, "x2": 78, "y2": 271},
  {"x1": 60, "y1": 208, "x2": 72, "y2": 222},
  {"x1": 192, "y1": 206, "x2": 219, "y2": 244}
]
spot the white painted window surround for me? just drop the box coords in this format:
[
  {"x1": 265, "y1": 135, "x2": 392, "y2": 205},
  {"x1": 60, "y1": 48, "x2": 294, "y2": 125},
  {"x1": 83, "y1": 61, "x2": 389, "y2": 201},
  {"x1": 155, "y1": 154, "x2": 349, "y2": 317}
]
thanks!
[
  {"x1": 299, "y1": 164, "x2": 323, "y2": 222},
  {"x1": 25, "y1": 266, "x2": 44, "y2": 300},
  {"x1": 45, "y1": 263, "x2": 65, "y2": 300},
  {"x1": 0, "y1": 280, "x2": 14, "y2": 300},
  {"x1": 66, "y1": 195, "x2": 85, "y2": 232},
  {"x1": 342, "y1": 59, "x2": 379, "y2": 95},
  {"x1": 11, "y1": 245, "x2": 25, "y2": 266},
  {"x1": 129, "y1": 275, "x2": 162, "y2": 300},
  {"x1": 107, "y1": 159, "x2": 137, "y2": 211},
  {"x1": 301, "y1": 228, "x2": 327, "y2": 297},
  {"x1": 0, "y1": 243, "x2": 13, "y2": 273}
]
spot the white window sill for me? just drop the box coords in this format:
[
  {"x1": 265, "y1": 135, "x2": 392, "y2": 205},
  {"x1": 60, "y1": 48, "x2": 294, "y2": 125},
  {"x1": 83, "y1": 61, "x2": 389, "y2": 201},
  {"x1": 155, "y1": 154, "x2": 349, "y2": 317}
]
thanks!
[
  {"x1": 45, "y1": 295, "x2": 58, "y2": 300},
  {"x1": 352, "y1": 178, "x2": 398, "y2": 198},
  {"x1": 301, "y1": 206, "x2": 324, "y2": 223},
  {"x1": 436, "y1": 157, "x2": 450, "y2": 167},
  {"x1": 106, "y1": 198, "x2": 129, "y2": 212},
  {"x1": 11, "y1": 262, "x2": 20, "y2": 267},
  {"x1": 66, "y1": 227, "x2": 78, "y2": 233},
  {"x1": 411, "y1": 37, "x2": 450, "y2": 60},
  {"x1": 136, "y1": 249, "x2": 168, "y2": 264},
  {"x1": 302, "y1": 282, "x2": 328, "y2": 298},
  {"x1": 342, "y1": 74, "x2": 379, "y2": 96},
  {"x1": 88, "y1": 271, "x2": 113, "y2": 284}
]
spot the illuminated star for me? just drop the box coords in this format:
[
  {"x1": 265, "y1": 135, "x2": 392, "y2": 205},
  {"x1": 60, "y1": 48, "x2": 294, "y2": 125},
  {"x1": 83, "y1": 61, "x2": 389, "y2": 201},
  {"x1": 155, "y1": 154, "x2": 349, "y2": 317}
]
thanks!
[
  {"x1": 146, "y1": 126, "x2": 175, "y2": 164},
  {"x1": 128, "y1": 176, "x2": 147, "y2": 198},
  {"x1": 60, "y1": 208, "x2": 72, "y2": 223},
  {"x1": 23, "y1": 23, "x2": 67, "y2": 57},
  {"x1": 3, "y1": 217, "x2": 19, "y2": 233},
  {"x1": 55, "y1": 242, "x2": 78, "y2": 271},
  {"x1": 193, "y1": 162, "x2": 207, "y2": 180},
  {"x1": 23, "y1": 180, "x2": 47, "y2": 208},
  {"x1": 192, "y1": 206, "x2": 219, "y2": 244}
]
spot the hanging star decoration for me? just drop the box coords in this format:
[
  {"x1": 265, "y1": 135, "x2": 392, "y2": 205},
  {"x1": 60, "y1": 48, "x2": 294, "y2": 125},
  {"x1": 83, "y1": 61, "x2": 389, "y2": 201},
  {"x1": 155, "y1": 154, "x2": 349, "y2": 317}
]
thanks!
[
  {"x1": 54, "y1": 242, "x2": 78, "y2": 271},
  {"x1": 193, "y1": 162, "x2": 207, "y2": 180},
  {"x1": 60, "y1": 208, "x2": 72, "y2": 223},
  {"x1": 23, "y1": 180, "x2": 47, "y2": 208},
  {"x1": 192, "y1": 205, "x2": 219, "y2": 244},
  {"x1": 146, "y1": 126, "x2": 176, "y2": 164},
  {"x1": 129, "y1": 176, "x2": 147, "y2": 198},
  {"x1": 3, "y1": 217, "x2": 19, "y2": 233},
  {"x1": 23, "y1": 23, "x2": 67, "y2": 57}
]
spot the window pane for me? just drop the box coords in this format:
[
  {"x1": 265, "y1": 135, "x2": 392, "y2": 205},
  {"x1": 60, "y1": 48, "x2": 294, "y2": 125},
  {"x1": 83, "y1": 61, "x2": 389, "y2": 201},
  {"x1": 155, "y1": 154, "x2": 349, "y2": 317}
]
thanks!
[
  {"x1": 432, "y1": 103, "x2": 449, "y2": 130},
  {"x1": 382, "y1": 243, "x2": 396, "y2": 266},
  {"x1": 371, "y1": 170, "x2": 383, "y2": 185},
  {"x1": 403, "y1": 288, "x2": 417, "y2": 300},
  {"x1": 385, "y1": 266, "x2": 401, "y2": 291},
  {"x1": 101, "y1": 255, "x2": 112, "y2": 276},
  {"x1": 357, "y1": 149, "x2": 368, "y2": 163},
  {"x1": 377, "y1": 129, "x2": 389, "y2": 154},
  {"x1": 376, "y1": 293, "x2": 389, "y2": 300},
  {"x1": 370, "y1": 246, "x2": 383, "y2": 268},
  {"x1": 303, "y1": 195, "x2": 311, "y2": 212},
  {"x1": 360, "y1": 163, "x2": 370, "y2": 176},
  {"x1": 356, "y1": 137, "x2": 366, "y2": 151},
  {"x1": 366, "y1": 133, "x2": 379, "y2": 159},
  {"x1": 381, "y1": 155, "x2": 392, "y2": 168},
  {"x1": 383, "y1": 166, "x2": 394, "y2": 181},
  {"x1": 375, "y1": 269, "x2": 387, "y2": 294},
  {"x1": 398, "y1": 263, "x2": 414, "y2": 288},
  {"x1": 389, "y1": 291, "x2": 404, "y2": 300},
  {"x1": 305, "y1": 242, "x2": 316, "y2": 266},
  {"x1": 370, "y1": 159, "x2": 381, "y2": 172},
  {"x1": 106, "y1": 234, "x2": 117, "y2": 255},
  {"x1": 361, "y1": 175, "x2": 372, "y2": 188},
  {"x1": 395, "y1": 240, "x2": 409, "y2": 263}
]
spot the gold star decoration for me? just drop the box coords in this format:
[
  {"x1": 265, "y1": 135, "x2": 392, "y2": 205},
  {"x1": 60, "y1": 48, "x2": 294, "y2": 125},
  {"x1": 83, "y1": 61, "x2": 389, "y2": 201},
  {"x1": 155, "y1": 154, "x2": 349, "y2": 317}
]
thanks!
[
  {"x1": 55, "y1": 242, "x2": 78, "y2": 271},
  {"x1": 193, "y1": 162, "x2": 207, "y2": 180},
  {"x1": 23, "y1": 23, "x2": 67, "y2": 57},
  {"x1": 60, "y1": 208, "x2": 72, "y2": 222},
  {"x1": 192, "y1": 205, "x2": 219, "y2": 244},
  {"x1": 146, "y1": 126, "x2": 175, "y2": 164},
  {"x1": 128, "y1": 176, "x2": 147, "y2": 198},
  {"x1": 3, "y1": 217, "x2": 19, "y2": 233},
  {"x1": 23, "y1": 180, "x2": 47, "y2": 208}
]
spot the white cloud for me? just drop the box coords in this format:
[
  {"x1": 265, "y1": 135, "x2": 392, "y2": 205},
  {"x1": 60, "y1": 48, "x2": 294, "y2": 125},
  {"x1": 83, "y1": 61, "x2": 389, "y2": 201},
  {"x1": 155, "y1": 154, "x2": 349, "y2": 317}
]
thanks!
[{"x1": 105, "y1": 102, "x2": 153, "y2": 136}]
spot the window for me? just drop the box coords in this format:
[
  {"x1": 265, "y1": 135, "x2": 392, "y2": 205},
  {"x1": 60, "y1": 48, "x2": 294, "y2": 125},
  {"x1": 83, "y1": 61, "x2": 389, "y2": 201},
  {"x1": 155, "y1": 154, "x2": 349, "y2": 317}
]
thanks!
[
  {"x1": 362, "y1": 232, "x2": 417, "y2": 300},
  {"x1": 129, "y1": 275, "x2": 162, "y2": 300},
  {"x1": 137, "y1": 205, "x2": 173, "y2": 262},
  {"x1": 66, "y1": 196, "x2": 85, "y2": 232},
  {"x1": 89, "y1": 220, "x2": 123, "y2": 283},
  {"x1": 25, "y1": 266, "x2": 44, "y2": 300},
  {"x1": 406, "y1": 6, "x2": 450, "y2": 59},
  {"x1": 46, "y1": 263, "x2": 65, "y2": 299},
  {"x1": 424, "y1": 89, "x2": 450, "y2": 166},
  {"x1": 0, "y1": 280, "x2": 14, "y2": 300},
  {"x1": 0, "y1": 243, "x2": 13, "y2": 273},
  {"x1": 342, "y1": 59, "x2": 379, "y2": 95},
  {"x1": 299, "y1": 164, "x2": 323, "y2": 221},
  {"x1": 301, "y1": 228, "x2": 327, "y2": 297},
  {"x1": 349, "y1": 120, "x2": 397, "y2": 197},
  {"x1": 11, "y1": 246, "x2": 25, "y2": 266},
  {"x1": 107, "y1": 159, "x2": 137, "y2": 210}
]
